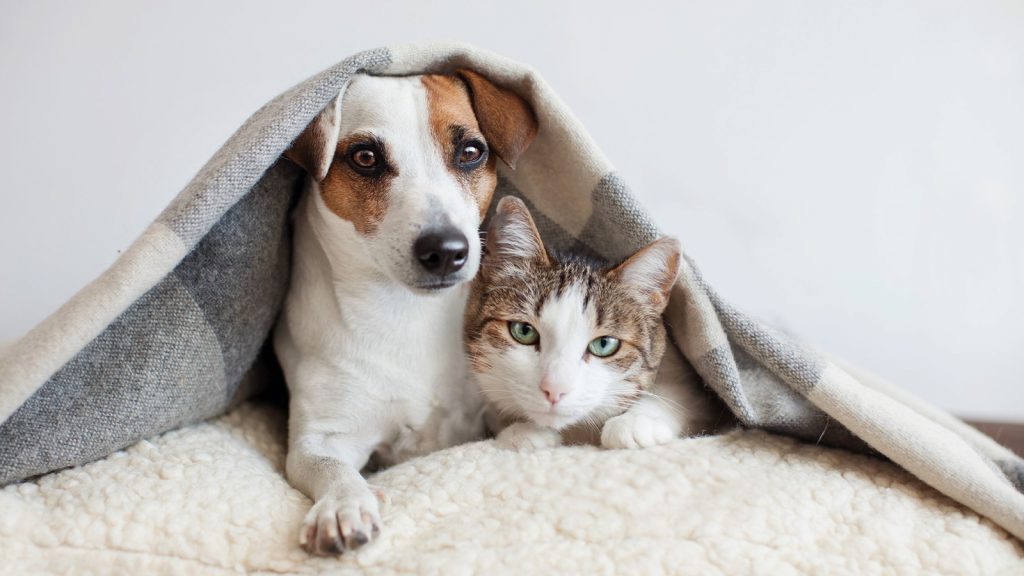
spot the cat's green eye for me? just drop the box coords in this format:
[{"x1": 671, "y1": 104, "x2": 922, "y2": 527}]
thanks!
[
  {"x1": 588, "y1": 336, "x2": 621, "y2": 358},
  {"x1": 508, "y1": 321, "x2": 540, "y2": 345}
]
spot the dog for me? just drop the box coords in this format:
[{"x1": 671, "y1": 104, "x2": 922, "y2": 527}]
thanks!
[{"x1": 275, "y1": 69, "x2": 538, "y2": 555}]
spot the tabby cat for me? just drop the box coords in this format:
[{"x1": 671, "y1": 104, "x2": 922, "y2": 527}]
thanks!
[{"x1": 465, "y1": 196, "x2": 720, "y2": 450}]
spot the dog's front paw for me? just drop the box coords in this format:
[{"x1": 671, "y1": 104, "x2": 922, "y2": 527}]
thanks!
[
  {"x1": 496, "y1": 421, "x2": 561, "y2": 451},
  {"x1": 601, "y1": 412, "x2": 677, "y2": 450},
  {"x1": 299, "y1": 489, "x2": 382, "y2": 556}
]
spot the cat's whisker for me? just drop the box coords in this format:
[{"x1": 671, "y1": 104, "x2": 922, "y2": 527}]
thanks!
[
  {"x1": 492, "y1": 405, "x2": 516, "y2": 420},
  {"x1": 475, "y1": 386, "x2": 514, "y2": 400},
  {"x1": 577, "y1": 412, "x2": 602, "y2": 434},
  {"x1": 636, "y1": 390, "x2": 690, "y2": 416}
]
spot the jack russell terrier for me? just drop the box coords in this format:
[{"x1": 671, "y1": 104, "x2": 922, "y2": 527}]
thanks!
[{"x1": 275, "y1": 69, "x2": 538, "y2": 555}]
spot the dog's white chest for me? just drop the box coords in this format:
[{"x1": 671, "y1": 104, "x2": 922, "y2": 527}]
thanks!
[
  {"x1": 375, "y1": 386, "x2": 482, "y2": 467},
  {"x1": 362, "y1": 332, "x2": 483, "y2": 465},
  {"x1": 275, "y1": 217, "x2": 486, "y2": 470}
]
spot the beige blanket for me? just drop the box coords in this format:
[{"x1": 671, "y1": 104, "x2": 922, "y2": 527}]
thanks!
[{"x1": 2, "y1": 402, "x2": 1021, "y2": 575}]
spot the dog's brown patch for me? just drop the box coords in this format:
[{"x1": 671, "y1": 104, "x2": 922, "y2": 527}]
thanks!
[
  {"x1": 309, "y1": 72, "x2": 537, "y2": 234},
  {"x1": 284, "y1": 95, "x2": 341, "y2": 182},
  {"x1": 422, "y1": 74, "x2": 498, "y2": 219},
  {"x1": 318, "y1": 133, "x2": 394, "y2": 235},
  {"x1": 455, "y1": 69, "x2": 539, "y2": 169}
]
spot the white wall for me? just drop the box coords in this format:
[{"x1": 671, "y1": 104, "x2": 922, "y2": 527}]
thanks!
[{"x1": 1, "y1": 1, "x2": 1021, "y2": 420}]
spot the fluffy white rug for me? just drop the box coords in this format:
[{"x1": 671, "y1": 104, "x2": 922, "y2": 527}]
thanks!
[{"x1": 1, "y1": 402, "x2": 1021, "y2": 575}]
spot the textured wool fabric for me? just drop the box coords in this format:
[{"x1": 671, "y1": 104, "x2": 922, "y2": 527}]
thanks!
[
  {"x1": 1, "y1": 402, "x2": 1022, "y2": 575},
  {"x1": 0, "y1": 42, "x2": 1022, "y2": 543}
]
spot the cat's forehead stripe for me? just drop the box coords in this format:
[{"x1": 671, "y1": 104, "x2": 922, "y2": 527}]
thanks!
[
  {"x1": 537, "y1": 273, "x2": 592, "y2": 319},
  {"x1": 556, "y1": 268, "x2": 569, "y2": 297},
  {"x1": 537, "y1": 285, "x2": 594, "y2": 356},
  {"x1": 582, "y1": 273, "x2": 598, "y2": 311}
]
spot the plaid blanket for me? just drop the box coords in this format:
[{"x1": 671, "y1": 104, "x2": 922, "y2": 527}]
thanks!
[{"x1": 1, "y1": 42, "x2": 1021, "y2": 542}]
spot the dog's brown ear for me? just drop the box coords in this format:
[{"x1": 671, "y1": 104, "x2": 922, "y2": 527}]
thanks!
[
  {"x1": 284, "y1": 94, "x2": 342, "y2": 182},
  {"x1": 456, "y1": 69, "x2": 539, "y2": 169}
]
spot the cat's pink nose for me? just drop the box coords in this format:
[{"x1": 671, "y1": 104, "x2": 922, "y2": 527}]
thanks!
[
  {"x1": 540, "y1": 383, "x2": 566, "y2": 405},
  {"x1": 543, "y1": 389, "x2": 564, "y2": 405}
]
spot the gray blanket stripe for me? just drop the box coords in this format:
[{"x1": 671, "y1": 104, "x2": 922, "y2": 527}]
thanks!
[
  {"x1": 708, "y1": 293, "x2": 825, "y2": 394},
  {"x1": 693, "y1": 346, "x2": 756, "y2": 425},
  {"x1": 998, "y1": 460, "x2": 1024, "y2": 494},
  {"x1": 571, "y1": 172, "x2": 661, "y2": 262}
]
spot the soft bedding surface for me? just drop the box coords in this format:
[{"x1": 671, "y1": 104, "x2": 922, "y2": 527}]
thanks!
[{"x1": 2, "y1": 402, "x2": 1021, "y2": 576}]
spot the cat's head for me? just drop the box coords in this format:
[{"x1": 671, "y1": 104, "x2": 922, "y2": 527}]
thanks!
[{"x1": 465, "y1": 196, "x2": 682, "y2": 430}]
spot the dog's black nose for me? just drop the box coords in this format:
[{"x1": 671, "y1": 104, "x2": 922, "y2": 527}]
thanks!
[{"x1": 414, "y1": 229, "x2": 469, "y2": 276}]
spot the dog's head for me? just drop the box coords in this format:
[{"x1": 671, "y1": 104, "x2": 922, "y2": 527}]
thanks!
[{"x1": 285, "y1": 70, "x2": 538, "y2": 292}]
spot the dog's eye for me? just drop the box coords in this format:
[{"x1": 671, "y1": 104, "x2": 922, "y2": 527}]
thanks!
[
  {"x1": 456, "y1": 141, "x2": 486, "y2": 168},
  {"x1": 460, "y1": 146, "x2": 481, "y2": 163},
  {"x1": 351, "y1": 149, "x2": 378, "y2": 169}
]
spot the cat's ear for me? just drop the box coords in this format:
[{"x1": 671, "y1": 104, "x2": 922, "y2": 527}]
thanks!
[
  {"x1": 485, "y1": 196, "x2": 550, "y2": 269},
  {"x1": 608, "y1": 237, "x2": 681, "y2": 312}
]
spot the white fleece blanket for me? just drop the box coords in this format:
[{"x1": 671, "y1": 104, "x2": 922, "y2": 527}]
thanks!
[{"x1": 2, "y1": 402, "x2": 1021, "y2": 575}]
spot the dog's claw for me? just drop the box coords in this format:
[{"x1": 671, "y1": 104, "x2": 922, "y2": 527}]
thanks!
[
  {"x1": 322, "y1": 537, "x2": 344, "y2": 556},
  {"x1": 347, "y1": 530, "x2": 369, "y2": 549},
  {"x1": 300, "y1": 493, "x2": 381, "y2": 555}
]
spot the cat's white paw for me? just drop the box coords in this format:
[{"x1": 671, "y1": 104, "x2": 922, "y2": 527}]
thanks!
[
  {"x1": 601, "y1": 412, "x2": 677, "y2": 450},
  {"x1": 299, "y1": 488, "x2": 382, "y2": 556},
  {"x1": 497, "y1": 421, "x2": 561, "y2": 451}
]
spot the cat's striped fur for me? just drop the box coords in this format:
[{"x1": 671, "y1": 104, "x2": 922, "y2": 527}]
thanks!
[
  {"x1": 466, "y1": 241, "x2": 670, "y2": 393},
  {"x1": 465, "y1": 196, "x2": 721, "y2": 450}
]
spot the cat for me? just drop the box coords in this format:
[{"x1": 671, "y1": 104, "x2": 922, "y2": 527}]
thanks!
[{"x1": 464, "y1": 196, "x2": 723, "y2": 450}]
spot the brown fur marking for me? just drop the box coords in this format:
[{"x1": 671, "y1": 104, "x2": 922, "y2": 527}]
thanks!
[
  {"x1": 456, "y1": 69, "x2": 539, "y2": 169},
  {"x1": 298, "y1": 72, "x2": 537, "y2": 236},
  {"x1": 284, "y1": 95, "x2": 340, "y2": 182},
  {"x1": 422, "y1": 75, "x2": 498, "y2": 219},
  {"x1": 319, "y1": 132, "x2": 394, "y2": 236}
]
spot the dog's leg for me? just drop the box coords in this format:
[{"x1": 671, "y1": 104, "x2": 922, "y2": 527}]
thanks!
[{"x1": 287, "y1": 434, "x2": 381, "y2": 555}]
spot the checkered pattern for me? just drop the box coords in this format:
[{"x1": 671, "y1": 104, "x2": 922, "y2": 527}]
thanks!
[{"x1": 1, "y1": 42, "x2": 1021, "y2": 542}]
